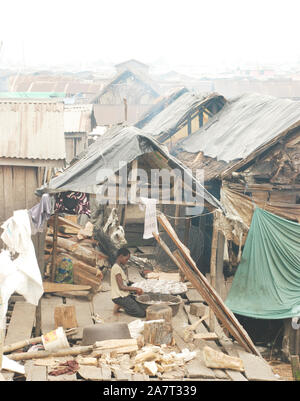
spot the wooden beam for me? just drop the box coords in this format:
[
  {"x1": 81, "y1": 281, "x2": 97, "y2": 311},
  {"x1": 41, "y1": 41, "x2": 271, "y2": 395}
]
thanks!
[
  {"x1": 198, "y1": 110, "x2": 204, "y2": 128},
  {"x1": 216, "y1": 231, "x2": 225, "y2": 300},
  {"x1": 51, "y1": 212, "x2": 59, "y2": 282},
  {"x1": 209, "y1": 214, "x2": 218, "y2": 332},
  {"x1": 154, "y1": 213, "x2": 261, "y2": 358},
  {"x1": 129, "y1": 159, "x2": 138, "y2": 203}
]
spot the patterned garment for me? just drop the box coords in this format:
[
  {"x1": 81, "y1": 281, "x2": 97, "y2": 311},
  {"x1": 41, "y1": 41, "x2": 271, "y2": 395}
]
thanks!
[
  {"x1": 55, "y1": 255, "x2": 74, "y2": 284},
  {"x1": 54, "y1": 192, "x2": 91, "y2": 216}
]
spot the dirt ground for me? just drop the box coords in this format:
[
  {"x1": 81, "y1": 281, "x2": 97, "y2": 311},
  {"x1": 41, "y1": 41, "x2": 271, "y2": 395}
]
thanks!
[{"x1": 269, "y1": 361, "x2": 294, "y2": 381}]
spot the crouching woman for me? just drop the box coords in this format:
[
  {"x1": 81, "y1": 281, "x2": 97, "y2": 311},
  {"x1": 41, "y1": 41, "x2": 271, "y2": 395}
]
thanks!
[{"x1": 111, "y1": 247, "x2": 146, "y2": 318}]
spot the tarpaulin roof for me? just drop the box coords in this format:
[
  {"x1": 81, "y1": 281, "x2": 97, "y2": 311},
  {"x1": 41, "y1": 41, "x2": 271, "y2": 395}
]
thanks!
[
  {"x1": 38, "y1": 126, "x2": 223, "y2": 211},
  {"x1": 225, "y1": 207, "x2": 300, "y2": 319},
  {"x1": 172, "y1": 93, "x2": 300, "y2": 165}
]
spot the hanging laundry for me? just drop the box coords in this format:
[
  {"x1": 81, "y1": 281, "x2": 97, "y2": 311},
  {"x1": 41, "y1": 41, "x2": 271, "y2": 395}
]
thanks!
[
  {"x1": 140, "y1": 197, "x2": 158, "y2": 239},
  {"x1": 55, "y1": 192, "x2": 91, "y2": 216},
  {"x1": 29, "y1": 193, "x2": 54, "y2": 234},
  {"x1": 0, "y1": 210, "x2": 44, "y2": 329}
]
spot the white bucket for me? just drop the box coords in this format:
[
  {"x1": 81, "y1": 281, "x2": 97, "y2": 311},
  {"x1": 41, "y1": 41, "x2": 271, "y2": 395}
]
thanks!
[{"x1": 42, "y1": 327, "x2": 70, "y2": 352}]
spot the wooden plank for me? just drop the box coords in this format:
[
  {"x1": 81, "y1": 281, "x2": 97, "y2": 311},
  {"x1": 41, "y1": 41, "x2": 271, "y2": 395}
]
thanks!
[
  {"x1": 4, "y1": 302, "x2": 36, "y2": 346},
  {"x1": 183, "y1": 305, "x2": 209, "y2": 335},
  {"x1": 132, "y1": 373, "x2": 149, "y2": 381},
  {"x1": 221, "y1": 343, "x2": 248, "y2": 381},
  {"x1": 238, "y1": 350, "x2": 278, "y2": 381},
  {"x1": 99, "y1": 363, "x2": 112, "y2": 381},
  {"x1": 78, "y1": 366, "x2": 104, "y2": 381},
  {"x1": 41, "y1": 296, "x2": 64, "y2": 334},
  {"x1": 156, "y1": 215, "x2": 261, "y2": 357},
  {"x1": 25, "y1": 360, "x2": 47, "y2": 381},
  {"x1": 186, "y1": 288, "x2": 204, "y2": 303},
  {"x1": 177, "y1": 250, "x2": 255, "y2": 357},
  {"x1": 113, "y1": 367, "x2": 132, "y2": 381},
  {"x1": 3, "y1": 166, "x2": 14, "y2": 220},
  {"x1": 43, "y1": 282, "x2": 91, "y2": 293},
  {"x1": 65, "y1": 299, "x2": 94, "y2": 340},
  {"x1": 186, "y1": 353, "x2": 216, "y2": 379},
  {"x1": 48, "y1": 373, "x2": 77, "y2": 381}
]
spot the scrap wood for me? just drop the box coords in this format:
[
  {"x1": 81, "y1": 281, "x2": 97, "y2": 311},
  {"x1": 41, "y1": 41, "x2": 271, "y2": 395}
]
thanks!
[
  {"x1": 135, "y1": 350, "x2": 157, "y2": 364},
  {"x1": 45, "y1": 235, "x2": 108, "y2": 263},
  {"x1": 7, "y1": 345, "x2": 94, "y2": 361},
  {"x1": 43, "y1": 281, "x2": 91, "y2": 293},
  {"x1": 154, "y1": 214, "x2": 261, "y2": 358},
  {"x1": 76, "y1": 356, "x2": 98, "y2": 366},
  {"x1": 183, "y1": 314, "x2": 209, "y2": 342},
  {"x1": 92, "y1": 339, "x2": 138, "y2": 356},
  {"x1": 3, "y1": 328, "x2": 78, "y2": 355},
  {"x1": 193, "y1": 333, "x2": 219, "y2": 341},
  {"x1": 203, "y1": 346, "x2": 244, "y2": 372}
]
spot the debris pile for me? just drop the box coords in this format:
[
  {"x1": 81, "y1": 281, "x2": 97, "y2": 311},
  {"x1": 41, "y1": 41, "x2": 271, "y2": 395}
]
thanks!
[{"x1": 44, "y1": 216, "x2": 109, "y2": 290}]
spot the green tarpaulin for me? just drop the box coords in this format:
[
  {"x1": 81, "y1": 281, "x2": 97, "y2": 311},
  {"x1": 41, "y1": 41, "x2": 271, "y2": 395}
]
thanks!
[{"x1": 225, "y1": 207, "x2": 300, "y2": 319}]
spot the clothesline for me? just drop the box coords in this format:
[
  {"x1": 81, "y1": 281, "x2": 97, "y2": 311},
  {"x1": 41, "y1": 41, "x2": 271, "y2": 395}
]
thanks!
[{"x1": 160, "y1": 209, "x2": 217, "y2": 220}]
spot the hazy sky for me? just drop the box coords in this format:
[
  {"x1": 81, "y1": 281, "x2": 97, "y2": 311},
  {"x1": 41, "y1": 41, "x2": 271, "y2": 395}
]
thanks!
[{"x1": 1, "y1": 0, "x2": 300, "y2": 71}]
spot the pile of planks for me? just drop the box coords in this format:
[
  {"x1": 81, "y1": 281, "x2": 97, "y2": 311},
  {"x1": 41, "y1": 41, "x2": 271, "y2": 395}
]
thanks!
[{"x1": 45, "y1": 216, "x2": 110, "y2": 291}]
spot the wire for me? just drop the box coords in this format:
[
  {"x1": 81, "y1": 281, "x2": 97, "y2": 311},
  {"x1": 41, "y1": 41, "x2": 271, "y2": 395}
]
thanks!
[{"x1": 160, "y1": 209, "x2": 217, "y2": 220}]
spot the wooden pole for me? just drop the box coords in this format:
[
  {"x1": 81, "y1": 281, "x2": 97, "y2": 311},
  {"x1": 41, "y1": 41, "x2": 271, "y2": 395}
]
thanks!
[
  {"x1": 291, "y1": 355, "x2": 300, "y2": 381},
  {"x1": 153, "y1": 219, "x2": 261, "y2": 357},
  {"x1": 209, "y1": 213, "x2": 218, "y2": 332},
  {"x1": 129, "y1": 159, "x2": 138, "y2": 204},
  {"x1": 7, "y1": 345, "x2": 94, "y2": 362},
  {"x1": 184, "y1": 218, "x2": 191, "y2": 246},
  {"x1": 51, "y1": 212, "x2": 59, "y2": 282},
  {"x1": 35, "y1": 298, "x2": 42, "y2": 337},
  {"x1": 123, "y1": 98, "x2": 128, "y2": 122},
  {"x1": 175, "y1": 205, "x2": 180, "y2": 228},
  {"x1": 216, "y1": 231, "x2": 225, "y2": 300}
]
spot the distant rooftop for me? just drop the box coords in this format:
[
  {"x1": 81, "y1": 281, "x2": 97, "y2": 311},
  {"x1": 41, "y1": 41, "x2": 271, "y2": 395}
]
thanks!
[{"x1": 0, "y1": 92, "x2": 66, "y2": 99}]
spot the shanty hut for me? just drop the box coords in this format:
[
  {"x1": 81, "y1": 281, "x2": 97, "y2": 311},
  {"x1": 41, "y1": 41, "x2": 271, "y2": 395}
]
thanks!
[
  {"x1": 92, "y1": 69, "x2": 160, "y2": 126},
  {"x1": 141, "y1": 91, "x2": 226, "y2": 148},
  {"x1": 172, "y1": 92, "x2": 300, "y2": 359},
  {"x1": 114, "y1": 59, "x2": 150, "y2": 75},
  {"x1": 0, "y1": 99, "x2": 66, "y2": 272},
  {"x1": 39, "y1": 125, "x2": 223, "y2": 266},
  {"x1": 64, "y1": 104, "x2": 96, "y2": 163}
]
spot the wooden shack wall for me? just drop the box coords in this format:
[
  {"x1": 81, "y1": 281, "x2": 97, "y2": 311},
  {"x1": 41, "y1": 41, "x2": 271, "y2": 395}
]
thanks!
[
  {"x1": 0, "y1": 164, "x2": 45, "y2": 275},
  {"x1": 65, "y1": 134, "x2": 87, "y2": 164},
  {"x1": 164, "y1": 110, "x2": 210, "y2": 148}
]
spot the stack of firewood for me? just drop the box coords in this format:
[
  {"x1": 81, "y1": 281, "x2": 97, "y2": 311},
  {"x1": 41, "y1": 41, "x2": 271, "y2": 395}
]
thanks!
[{"x1": 44, "y1": 216, "x2": 110, "y2": 291}]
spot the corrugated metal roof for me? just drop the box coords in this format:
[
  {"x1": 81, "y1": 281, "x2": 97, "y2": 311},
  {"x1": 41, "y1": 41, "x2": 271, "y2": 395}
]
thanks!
[
  {"x1": 142, "y1": 92, "x2": 226, "y2": 142},
  {"x1": 64, "y1": 104, "x2": 93, "y2": 133},
  {"x1": 0, "y1": 99, "x2": 66, "y2": 161},
  {"x1": 135, "y1": 87, "x2": 188, "y2": 129},
  {"x1": 173, "y1": 93, "x2": 300, "y2": 163}
]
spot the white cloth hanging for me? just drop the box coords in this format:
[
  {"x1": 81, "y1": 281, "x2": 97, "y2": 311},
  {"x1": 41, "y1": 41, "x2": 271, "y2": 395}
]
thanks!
[
  {"x1": 140, "y1": 197, "x2": 158, "y2": 239},
  {"x1": 0, "y1": 210, "x2": 43, "y2": 329}
]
